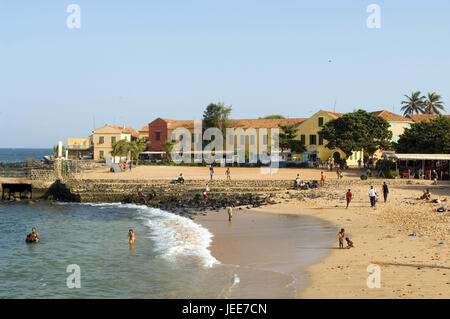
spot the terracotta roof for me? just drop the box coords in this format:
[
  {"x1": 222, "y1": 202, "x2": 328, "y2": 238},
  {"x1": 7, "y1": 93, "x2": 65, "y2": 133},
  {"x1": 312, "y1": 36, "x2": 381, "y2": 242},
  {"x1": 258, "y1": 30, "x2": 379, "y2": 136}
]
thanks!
[
  {"x1": 139, "y1": 125, "x2": 149, "y2": 132},
  {"x1": 159, "y1": 118, "x2": 307, "y2": 130},
  {"x1": 107, "y1": 124, "x2": 139, "y2": 138},
  {"x1": 406, "y1": 114, "x2": 450, "y2": 122},
  {"x1": 372, "y1": 110, "x2": 411, "y2": 122},
  {"x1": 322, "y1": 110, "x2": 344, "y2": 119},
  {"x1": 229, "y1": 118, "x2": 307, "y2": 129}
]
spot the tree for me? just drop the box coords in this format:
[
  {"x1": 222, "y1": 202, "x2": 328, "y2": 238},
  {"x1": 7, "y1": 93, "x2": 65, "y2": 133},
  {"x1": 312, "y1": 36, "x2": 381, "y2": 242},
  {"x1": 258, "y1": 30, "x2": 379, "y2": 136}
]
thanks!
[
  {"x1": 129, "y1": 139, "x2": 148, "y2": 165},
  {"x1": 260, "y1": 115, "x2": 285, "y2": 119},
  {"x1": 53, "y1": 144, "x2": 66, "y2": 157},
  {"x1": 423, "y1": 92, "x2": 445, "y2": 115},
  {"x1": 278, "y1": 124, "x2": 306, "y2": 154},
  {"x1": 111, "y1": 139, "x2": 131, "y2": 161},
  {"x1": 202, "y1": 102, "x2": 232, "y2": 132},
  {"x1": 162, "y1": 141, "x2": 174, "y2": 163},
  {"x1": 400, "y1": 91, "x2": 425, "y2": 116},
  {"x1": 395, "y1": 117, "x2": 450, "y2": 153},
  {"x1": 318, "y1": 110, "x2": 392, "y2": 158}
]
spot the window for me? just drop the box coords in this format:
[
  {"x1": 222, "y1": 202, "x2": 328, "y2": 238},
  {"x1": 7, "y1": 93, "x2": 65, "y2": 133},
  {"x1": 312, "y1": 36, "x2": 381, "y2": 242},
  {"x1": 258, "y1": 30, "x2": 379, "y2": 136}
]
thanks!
[
  {"x1": 111, "y1": 136, "x2": 116, "y2": 144},
  {"x1": 319, "y1": 135, "x2": 324, "y2": 145},
  {"x1": 263, "y1": 135, "x2": 268, "y2": 145},
  {"x1": 155, "y1": 132, "x2": 160, "y2": 141},
  {"x1": 250, "y1": 135, "x2": 255, "y2": 145},
  {"x1": 392, "y1": 134, "x2": 397, "y2": 142},
  {"x1": 240, "y1": 135, "x2": 245, "y2": 145},
  {"x1": 171, "y1": 134, "x2": 176, "y2": 142},
  {"x1": 99, "y1": 136, "x2": 104, "y2": 144},
  {"x1": 318, "y1": 117, "x2": 324, "y2": 126},
  {"x1": 309, "y1": 134, "x2": 316, "y2": 145},
  {"x1": 191, "y1": 133, "x2": 195, "y2": 143},
  {"x1": 300, "y1": 134, "x2": 305, "y2": 144},
  {"x1": 99, "y1": 151, "x2": 104, "y2": 158},
  {"x1": 391, "y1": 123, "x2": 397, "y2": 127}
]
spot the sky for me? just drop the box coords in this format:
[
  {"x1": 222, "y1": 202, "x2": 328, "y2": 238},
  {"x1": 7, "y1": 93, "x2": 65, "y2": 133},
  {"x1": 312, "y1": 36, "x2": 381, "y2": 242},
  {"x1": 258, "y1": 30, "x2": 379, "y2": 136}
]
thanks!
[{"x1": 1, "y1": 0, "x2": 449, "y2": 148}]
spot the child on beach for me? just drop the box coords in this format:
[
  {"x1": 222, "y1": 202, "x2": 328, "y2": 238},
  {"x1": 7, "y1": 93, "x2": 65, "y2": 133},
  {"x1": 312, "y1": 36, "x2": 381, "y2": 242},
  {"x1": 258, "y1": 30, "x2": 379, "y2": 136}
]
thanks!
[
  {"x1": 338, "y1": 228, "x2": 345, "y2": 249},
  {"x1": 226, "y1": 168, "x2": 231, "y2": 180},
  {"x1": 320, "y1": 171, "x2": 326, "y2": 186},
  {"x1": 346, "y1": 189, "x2": 352, "y2": 208},
  {"x1": 227, "y1": 206, "x2": 233, "y2": 221},
  {"x1": 345, "y1": 237, "x2": 355, "y2": 248},
  {"x1": 209, "y1": 166, "x2": 214, "y2": 180}
]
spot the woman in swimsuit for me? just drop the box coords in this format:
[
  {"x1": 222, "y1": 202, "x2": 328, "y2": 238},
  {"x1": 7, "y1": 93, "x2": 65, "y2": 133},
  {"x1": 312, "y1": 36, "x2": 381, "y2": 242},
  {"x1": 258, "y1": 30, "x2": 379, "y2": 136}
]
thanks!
[{"x1": 128, "y1": 229, "x2": 135, "y2": 244}]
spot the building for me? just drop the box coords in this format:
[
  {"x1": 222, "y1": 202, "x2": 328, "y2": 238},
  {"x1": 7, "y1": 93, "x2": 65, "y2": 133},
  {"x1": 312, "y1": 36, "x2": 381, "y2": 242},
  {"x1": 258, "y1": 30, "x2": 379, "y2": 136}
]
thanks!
[
  {"x1": 67, "y1": 137, "x2": 92, "y2": 159},
  {"x1": 138, "y1": 125, "x2": 149, "y2": 142},
  {"x1": 406, "y1": 114, "x2": 450, "y2": 122},
  {"x1": 371, "y1": 110, "x2": 412, "y2": 143},
  {"x1": 92, "y1": 124, "x2": 138, "y2": 160}
]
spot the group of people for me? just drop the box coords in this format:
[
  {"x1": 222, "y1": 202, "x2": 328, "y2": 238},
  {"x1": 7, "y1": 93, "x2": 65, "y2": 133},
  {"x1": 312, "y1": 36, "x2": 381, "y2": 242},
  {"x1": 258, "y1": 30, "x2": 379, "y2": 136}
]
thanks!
[
  {"x1": 344, "y1": 182, "x2": 389, "y2": 209},
  {"x1": 337, "y1": 228, "x2": 354, "y2": 249}
]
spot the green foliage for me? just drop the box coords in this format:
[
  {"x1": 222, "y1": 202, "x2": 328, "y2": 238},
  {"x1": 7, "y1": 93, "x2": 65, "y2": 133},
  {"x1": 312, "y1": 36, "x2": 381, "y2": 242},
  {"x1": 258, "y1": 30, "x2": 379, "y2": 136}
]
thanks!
[
  {"x1": 318, "y1": 110, "x2": 392, "y2": 157},
  {"x1": 53, "y1": 144, "x2": 66, "y2": 157},
  {"x1": 401, "y1": 91, "x2": 425, "y2": 116},
  {"x1": 278, "y1": 124, "x2": 306, "y2": 153},
  {"x1": 162, "y1": 141, "x2": 174, "y2": 163},
  {"x1": 111, "y1": 139, "x2": 130, "y2": 159},
  {"x1": 202, "y1": 102, "x2": 232, "y2": 132},
  {"x1": 423, "y1": 92, "x2": 446, "y2": 115},
  {"x1": 260, "y1": 115, "x2": 285, "y2": 119},
  {"x1": 395, "y1": 117, "x2": 450, "y2": 153}
]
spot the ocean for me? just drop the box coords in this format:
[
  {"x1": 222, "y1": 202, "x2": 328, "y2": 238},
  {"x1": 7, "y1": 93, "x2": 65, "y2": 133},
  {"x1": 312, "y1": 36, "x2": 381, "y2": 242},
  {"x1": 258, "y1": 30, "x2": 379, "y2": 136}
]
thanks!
[{"x1": 0, "y1": 148, "x2": 52, "y2": 163}]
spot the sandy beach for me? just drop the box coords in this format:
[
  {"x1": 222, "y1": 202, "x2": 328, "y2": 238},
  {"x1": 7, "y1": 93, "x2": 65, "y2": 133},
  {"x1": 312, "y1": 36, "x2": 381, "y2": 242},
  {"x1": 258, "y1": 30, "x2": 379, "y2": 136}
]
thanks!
[
  {"x1": 76, "y1": 165, "x2": 450, "y2": 298},
  {"x1": 196, "y1": 177, "x2": 450, "y2": 298}
]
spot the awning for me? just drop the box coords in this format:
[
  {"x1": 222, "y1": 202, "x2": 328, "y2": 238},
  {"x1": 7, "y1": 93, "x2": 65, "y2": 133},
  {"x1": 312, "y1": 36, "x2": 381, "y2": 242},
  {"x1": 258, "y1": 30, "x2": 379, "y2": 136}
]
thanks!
[{"x1": 382, "y1": 152, "x2": 450, "y2": 161}]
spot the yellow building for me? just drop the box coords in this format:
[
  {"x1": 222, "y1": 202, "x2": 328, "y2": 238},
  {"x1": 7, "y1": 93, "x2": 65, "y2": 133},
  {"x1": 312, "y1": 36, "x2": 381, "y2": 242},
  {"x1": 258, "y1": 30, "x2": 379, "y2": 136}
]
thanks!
[
  {"x1": 67, "y1": 137, "x2": 92, "y2": 159},
  {"x1": 293, "y1": 110, "x2": 363, "y2": 166},
  {"x1": 92, "y1": 124, "x2": 138, "y2": 160}
]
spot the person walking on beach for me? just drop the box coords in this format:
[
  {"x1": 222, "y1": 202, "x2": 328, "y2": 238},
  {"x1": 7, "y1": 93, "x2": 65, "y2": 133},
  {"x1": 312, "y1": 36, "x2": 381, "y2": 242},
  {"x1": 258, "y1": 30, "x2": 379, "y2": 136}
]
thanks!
[
  {"x1": 129, "y1": 160, "x2": 132, "y2": 171},
  {"x1": 320, "y1": 171, "x2": 326, "y2": 186},
  {"x1": 226, "y1": 167, "x2": 231, "y2": 180},
  {"x1": 209, "y1": 166, "x2": 214, "y2": 180},
  {"x1": 338, "y1": 228, "x2": 345, "y2": 249},
  {"x1": 382, "y1": 182, "x2": 389, "y2": 202},
  {"x1": 357, "y1": 159, "x2": 362, "y2": 170},
  {"x1": 369, "y1": 186, "x2": 377, "y2": 208},
  {"x1": 346, "y1": 189, "x2": 352, "y2": 208},
  {"x1": 227, "y1": 206, "x2": 233, "y2": 222}
]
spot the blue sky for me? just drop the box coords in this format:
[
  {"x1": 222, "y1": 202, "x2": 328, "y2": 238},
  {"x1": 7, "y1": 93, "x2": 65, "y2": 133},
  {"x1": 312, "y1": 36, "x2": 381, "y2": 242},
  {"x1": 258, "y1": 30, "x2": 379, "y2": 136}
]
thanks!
[{"x1": 1, "y1": 0, "x2": 449, "y2": 148}]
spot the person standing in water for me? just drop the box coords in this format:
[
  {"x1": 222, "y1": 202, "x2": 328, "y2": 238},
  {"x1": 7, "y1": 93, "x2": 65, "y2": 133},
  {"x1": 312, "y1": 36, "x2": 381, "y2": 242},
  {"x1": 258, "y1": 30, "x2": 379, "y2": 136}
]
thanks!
[
  {"x1": 227, "y1": 206, "x2": 233, "y2": 222},
  {"x1": 128, "y1": 229, "x2": 135, "y2": 244}
]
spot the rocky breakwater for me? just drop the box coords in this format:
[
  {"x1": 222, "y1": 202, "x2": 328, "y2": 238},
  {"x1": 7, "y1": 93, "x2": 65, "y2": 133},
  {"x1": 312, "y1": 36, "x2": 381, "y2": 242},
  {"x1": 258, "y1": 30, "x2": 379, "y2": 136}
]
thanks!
[{"x1": 53, "y1": 179, "x2": 294, "y2": 216}]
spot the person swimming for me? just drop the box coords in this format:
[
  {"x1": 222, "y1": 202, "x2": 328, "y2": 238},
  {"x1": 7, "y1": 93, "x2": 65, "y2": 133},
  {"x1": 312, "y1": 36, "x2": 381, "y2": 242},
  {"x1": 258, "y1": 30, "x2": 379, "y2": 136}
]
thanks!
[
  {"x1": 128, "y1": 229, "x2": 135, "y2": 244},
  {"x1": 26, "y1": 227, "x2": 39, "y2": 243}
]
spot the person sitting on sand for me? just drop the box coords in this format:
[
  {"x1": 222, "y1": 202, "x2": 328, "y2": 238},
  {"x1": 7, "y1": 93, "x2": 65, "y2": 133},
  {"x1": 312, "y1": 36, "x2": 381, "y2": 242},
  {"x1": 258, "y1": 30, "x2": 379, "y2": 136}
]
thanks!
[
  {"x1": 421, "y1": 189, "x2": 431, "y2": 200},
  {"x1": 203, "y1": 184, "x2": 210, "y2": 199},
  {"x1": 338, "y1": 228, "x2": 345, "y2": 249},
  {"x1": 128, "y1": 229, "x2": 135, "y2": 244},
  {"x1": 345, "y1": 237, "x2": 355, "y2": 249},
  {"x1": 177, "y1": 173, "x2": 185, "y2": 184},
  {"x1": 320, "y1": 171, "x2": 326, "y2": 186}
]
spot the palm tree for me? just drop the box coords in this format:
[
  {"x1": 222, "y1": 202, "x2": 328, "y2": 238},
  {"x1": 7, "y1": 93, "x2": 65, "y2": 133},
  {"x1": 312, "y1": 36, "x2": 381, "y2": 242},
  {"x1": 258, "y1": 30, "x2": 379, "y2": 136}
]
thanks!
[
  {"x1": 162, "y1": 141, "x2": 174, "y2": 163},
  {"x1": 400, "y1": 91, "x2": 425, "y2": 116},
  {"x1": 423, "y1": 92, "x2": 445, "y2": 115},
  {"x1": 111, "y1": 139, "x2": 130, "y2": 162},
  {"x1": 129, "y1": 139, "x2": 148, "y2": 165}
]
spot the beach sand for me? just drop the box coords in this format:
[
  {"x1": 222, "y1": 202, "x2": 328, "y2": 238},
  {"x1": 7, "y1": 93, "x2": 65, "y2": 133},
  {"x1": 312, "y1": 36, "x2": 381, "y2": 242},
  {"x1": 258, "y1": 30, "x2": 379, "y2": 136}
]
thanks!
[{"x1": 198, "y1": 181, "x2": 450, "y2": 298}]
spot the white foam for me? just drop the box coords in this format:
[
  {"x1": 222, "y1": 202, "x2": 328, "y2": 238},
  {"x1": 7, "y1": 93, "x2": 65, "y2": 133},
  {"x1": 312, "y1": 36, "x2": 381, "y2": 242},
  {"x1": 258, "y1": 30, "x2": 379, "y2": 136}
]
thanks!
[{"x1": 63, "y1": 202, "x2": 219, "y2": 268}]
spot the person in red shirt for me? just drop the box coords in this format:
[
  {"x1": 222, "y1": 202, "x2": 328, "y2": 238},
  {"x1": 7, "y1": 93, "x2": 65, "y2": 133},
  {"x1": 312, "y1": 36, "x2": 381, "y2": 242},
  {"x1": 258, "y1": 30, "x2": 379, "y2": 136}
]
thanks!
[{"x1": 346, "y1": 189, "x2": 352, "y2": 208}]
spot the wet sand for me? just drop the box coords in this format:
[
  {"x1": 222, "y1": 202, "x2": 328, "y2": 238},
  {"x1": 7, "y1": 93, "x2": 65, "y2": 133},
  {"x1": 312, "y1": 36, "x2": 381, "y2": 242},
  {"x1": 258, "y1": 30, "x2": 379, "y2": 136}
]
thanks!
[{"x1": 195, "y1": 208, "x2": 336, "y2": 298}]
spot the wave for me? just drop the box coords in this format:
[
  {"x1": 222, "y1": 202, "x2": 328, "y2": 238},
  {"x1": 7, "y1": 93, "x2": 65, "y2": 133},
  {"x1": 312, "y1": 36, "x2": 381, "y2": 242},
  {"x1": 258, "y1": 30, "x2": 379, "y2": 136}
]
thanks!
[{"x1": 57, "y1": 202, "x2": 219, "y2": 268}]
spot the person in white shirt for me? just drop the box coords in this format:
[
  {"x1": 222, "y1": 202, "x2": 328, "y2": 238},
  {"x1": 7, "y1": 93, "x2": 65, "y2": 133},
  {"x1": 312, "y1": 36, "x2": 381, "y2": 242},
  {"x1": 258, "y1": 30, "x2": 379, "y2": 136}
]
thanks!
[{"x1": 369, "y1": 186, "x2": 378, "y2": 208}]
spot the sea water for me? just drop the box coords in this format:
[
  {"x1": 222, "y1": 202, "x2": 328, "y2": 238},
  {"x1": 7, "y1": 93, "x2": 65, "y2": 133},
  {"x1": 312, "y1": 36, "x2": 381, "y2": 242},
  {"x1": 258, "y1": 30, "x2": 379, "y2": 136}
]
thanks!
[{"x1": 0, "y1": 201, "x2": 336, "y2": 299}]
